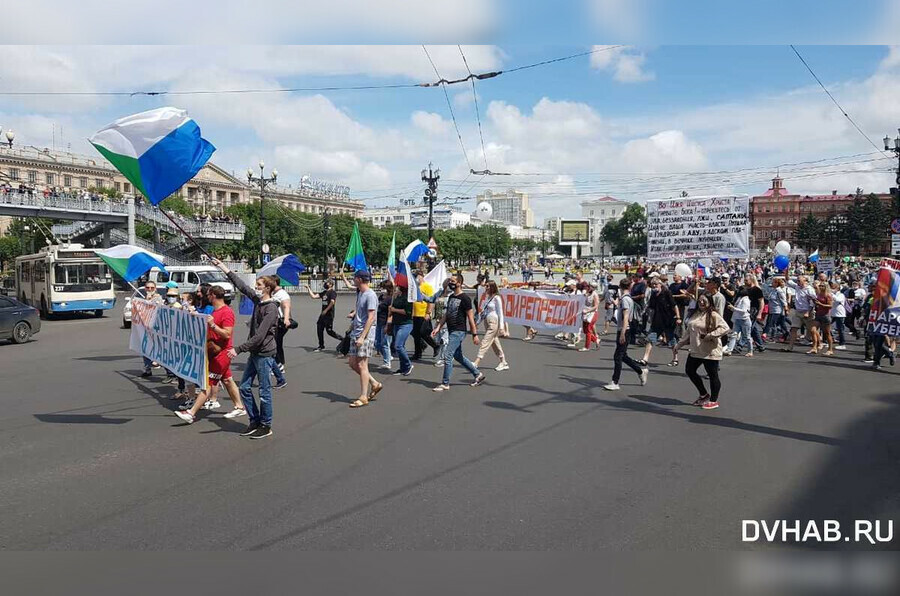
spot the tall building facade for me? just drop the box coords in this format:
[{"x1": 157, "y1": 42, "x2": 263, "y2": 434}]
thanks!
[
  {"x1": 476, "y1": 189, "x2": 534, "y2": 227},
  {"x1": 750, "y1": 176, "x2": 892, "y2": 254},
  {"x1": 580, "y1": 196, "x2": 629, "y2": 256}
]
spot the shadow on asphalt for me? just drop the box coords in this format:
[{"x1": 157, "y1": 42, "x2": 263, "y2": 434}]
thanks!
[
  {"x1": 33, "y1": 413, "x2": 132, "y2": 424},
  {"x1": 774, "y1": 393, "x2": 900, "y2": 547},
  {"x1": 484, "y1": 376, "x2": 841, "y2": 447},
  {"x1": 74, "y1": 354, "x2": 141, "y2": 362},
  {"x1": 303, "y1": 390, "x2": 354, "y2": 404}
]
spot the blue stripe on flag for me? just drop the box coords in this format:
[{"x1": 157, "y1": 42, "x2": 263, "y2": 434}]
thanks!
[
  {"x1": 123, "y1": 252, "x2": 167, "y2": 282},
  {"x1": 138, "y1": 119, "x2": 216, "y2": 205}
]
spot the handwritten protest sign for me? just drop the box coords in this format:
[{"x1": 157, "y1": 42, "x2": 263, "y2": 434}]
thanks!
[
  {"x1": 129, "y1": 298, "x2": 208, "y2": 389},
  {"x1": 478, "y1": 288, "x2": 585, "y2": 333},
  {"x1": 646, "y1": 195, "x2": 750, "y2": 262},
  {"x1": 867, "y1": 259, "x2": 900, "y2": 338}
]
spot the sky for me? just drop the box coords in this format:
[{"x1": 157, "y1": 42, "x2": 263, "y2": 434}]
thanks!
[{"x1": 2, "y1": 44, "x2": 899, "y2": 224}]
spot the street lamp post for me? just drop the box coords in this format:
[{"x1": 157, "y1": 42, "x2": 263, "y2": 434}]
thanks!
[
  {"x1": 885, "y1": 131, "x2": 900, "y2": 217},
  {"x1": 0, "y1": 126, "x2": 15, "y2": 149},
  {"x1": 247, "y1": 161, "x2": 277, "y2": 267},
  {"x1": 421, "y1": 163, "x2": 440, "y2": 241}
]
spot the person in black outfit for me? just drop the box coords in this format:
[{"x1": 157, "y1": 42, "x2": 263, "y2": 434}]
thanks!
[
  {"x1": 411, "y1": 271, "x2": 440, "y2": 361},
  {"x1": 307, "y1": 279, "x2": 342, "y2": 351}
]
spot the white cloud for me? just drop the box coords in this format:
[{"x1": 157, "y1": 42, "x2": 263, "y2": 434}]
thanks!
[
  {"x1": 590, "y1": 0, "x2": 650, "y2": 42},
  {"x1": 411, "y1": 111, "x2": 451, "y2": 135},
  {"x1": 621, "y1": 130, "x2": 708, "y2": 172},
  {"x1": 4, "y1": 2, "x2": 499, "y2": 43},
  {"x1": 590, "y1": 46, "x2": 654, "y2": 83}
]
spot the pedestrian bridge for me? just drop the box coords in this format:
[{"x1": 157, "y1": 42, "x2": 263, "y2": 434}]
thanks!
[{"x1": 0, "y1": 191, "x2": 245, "y2": 242}]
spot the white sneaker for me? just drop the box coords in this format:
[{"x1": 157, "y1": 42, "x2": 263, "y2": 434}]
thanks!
[
  {"x1": 835, "y1": 345, "x2": 846, "y2": 350},
  {"x1": 578, "y1": 347, "x2": 590, "y2": 352},
  {"x1": 432, "y1": 384, "x2": 450, "y2": 392},
  {"x1": 603, "y1": 382, "x2": 620, "y2": 391},
  {"x1": 640, "y1": 368, "x2": 649, "y2": 386},
  {"x1": 203, "y1": 400, "x2": 221, "y2": 410},
  {"x1": 495, "y1": 362, "x2": 510, "y2": 371},
  {"x1": 174, "y1": 411, "x2": 195, "y2": 424},
  {"x1": 434, "y1": 359, "x2": 444, "y2": 367},
  {"x1": 224, "y1": 408, "x2": 246, "y2": 419}
]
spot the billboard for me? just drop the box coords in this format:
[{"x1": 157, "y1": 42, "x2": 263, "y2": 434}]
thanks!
[{"x1": 559, "y1": 219, "x2": 591, "y2": 245}]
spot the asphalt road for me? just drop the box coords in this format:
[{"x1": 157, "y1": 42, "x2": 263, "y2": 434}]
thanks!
[{"x1": 1, "y1": 293, "x2": 898, "y2": 550}]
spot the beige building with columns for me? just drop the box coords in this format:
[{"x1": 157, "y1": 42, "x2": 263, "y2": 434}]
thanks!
[{"x1": 0, "y1": 146, "x2": 363, "y2": 233}]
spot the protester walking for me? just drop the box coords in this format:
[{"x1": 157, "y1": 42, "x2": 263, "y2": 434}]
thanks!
[
  {"x1": 374, "y1": 279, "x2": 394, "y2": 370},
  {"x1": 137, "y1": 279, "x2": 164, "y2": 378},
  {"x1": 412, "y1": 271, "x2": 440, "y2": 360},
  {"x1": 431, "y1": 275, "x2": 485, "y2": 392},
  {"x1": 673, "y1": 293, "x2": 730, "y2": 410},
  {"x1": 812, "y1": 281, "x2": 834, "y2": 356},
  {"x1": 271, "y1": 280, "x2": 293, "y2": 388},
  {"x1": 346, "y1": 270, "x2": 382, "y2": 408},
  {"x1": 389, "y1": 275, "x2": 414, "y2": 376},
  {"x1": 213, "y1": 259, "x2": 280, "y2": 439},
  {"x1": 604, "y1": 278, "x2": 648, "y2": 390},
  {"x1": 830, "y1": 281, "x2": 847, "y2": 350},
  {"x1": 307, "y1": 279, "x2": 342, "y2": 351},
  {"x1": 473, "y1": 281, "x2": 509, "y2": 371},
  {"x1": 579, "y1": 282, "x2": 601, "y2": 351}
]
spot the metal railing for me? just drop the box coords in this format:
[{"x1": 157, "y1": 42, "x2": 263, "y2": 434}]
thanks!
[
  {"x1": 0, "y1": 190, "x2": 127, "y2": 215},
  {"x1": 133, "y1": 202, "x2": 245, "y2": 238}
]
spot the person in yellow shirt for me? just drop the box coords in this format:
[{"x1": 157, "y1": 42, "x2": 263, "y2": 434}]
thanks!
[{"x1": 412, "y1": 271, "x2": 440, "y2": 360}]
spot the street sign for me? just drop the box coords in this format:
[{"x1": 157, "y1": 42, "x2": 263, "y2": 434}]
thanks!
[
  {"x1": 891, "y1": 219, "x2": 900, "y2": 234},
  {"x1": 892, "y1": 234, "x2": 900, "y2": 256},
  {"x1": 262, "y1": 253, "x2": 271, "y2": 264},
  {"x1": 262, "y1": 243, "x2": 270, "y2": 254},
  {"x1": 427, "y1": 237, "x2": 438, "y2": 250}
]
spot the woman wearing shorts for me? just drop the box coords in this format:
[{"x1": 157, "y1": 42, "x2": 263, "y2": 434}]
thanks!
[{"x1": 812, "y1": 281, "x2": 834, "y2": 356}]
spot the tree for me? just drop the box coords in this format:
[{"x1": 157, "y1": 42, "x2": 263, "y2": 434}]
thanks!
[
  {"x1": 600, "y1": 202, "x2": 647, "y2": 256},
  {"x1": 0, "y1": 236, "x2": 20, "y2": 271},
  {"x1": 860, "y1": 193, "x2": 890, "y2": 253},
  {"x1": 795, "y1": 213, "x2": 824, "y2": 252}
]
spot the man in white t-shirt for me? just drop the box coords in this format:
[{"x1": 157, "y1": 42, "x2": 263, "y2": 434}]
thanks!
[
  {"x1": 830, "y1": 281, "x2": 847, "y2": 349},
  {"x1": 271, "y1": 282, "x2": 292, "y2": 388}
]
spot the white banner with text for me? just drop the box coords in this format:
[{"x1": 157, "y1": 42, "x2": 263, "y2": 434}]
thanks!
[
  {"x1": 646, "y1": 195, "x2": 750, "y2": 262},
  {"x1": 129, "y1": 299, "x2": 208, "y2": 389},
  {"x1": 477, "y1": 288, "x2": 585, "y2": 333}
]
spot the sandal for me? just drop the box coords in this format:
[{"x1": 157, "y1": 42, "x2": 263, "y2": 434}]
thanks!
[
  {"x1": 349, "y1": 398, "x2": 369, "y2": 408},
  {"x1": 368, "y1": 382, "x2": 383, "y2": 401},
  {"x1": 667, "y1": 359, "x2": 679, "y2": 367},
  {"x1": 637, "y1": 359, "x2": 648, "y2": 366}
]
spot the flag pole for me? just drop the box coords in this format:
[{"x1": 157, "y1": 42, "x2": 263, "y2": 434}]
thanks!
[{"x1": 159, "y1": 210, "x2": 215, "y2": 261}]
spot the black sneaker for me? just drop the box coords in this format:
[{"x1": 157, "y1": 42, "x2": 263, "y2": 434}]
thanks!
[
  {"x1": 240, "y1": 422, "x2": 260, "y2": 437},
  {"x1": 250, "y1": 425, "x2": 273, "y2": 439},
  {"x1": 471, "y1": 373, "x2": 486, "y2": 387},
  {"x1": 274, "y1": 380, "x2": 288, "y2": 390},
  {"x1": 140, "y1": 370, "x2": 152, "y2": 378}
]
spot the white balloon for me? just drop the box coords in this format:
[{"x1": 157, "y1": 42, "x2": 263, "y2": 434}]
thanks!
[
  {"x1": 475, "y1": 201, "x2": 493, "y2": 221},
  {"x1": 427, "y1": 248, "x2": 437, "y2": 258},
  {"x1": 774, "y1": 240, "x2": 791, "y2": 256},
  {"x1": 675, "y1": 263, "x2": 692, "y2": 278}
]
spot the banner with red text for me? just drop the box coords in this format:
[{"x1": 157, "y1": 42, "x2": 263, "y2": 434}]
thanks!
[
  {"x1": 478, "y1": 288, "x2": 585, "y2": 333},
  {"x1": 866, "y1": 259, "x2": 900, "y2": 337}
]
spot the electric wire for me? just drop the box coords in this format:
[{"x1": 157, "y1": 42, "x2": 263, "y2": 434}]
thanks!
[{"x1": 422, "y1": 45, "x2": 472, "y2": 172}]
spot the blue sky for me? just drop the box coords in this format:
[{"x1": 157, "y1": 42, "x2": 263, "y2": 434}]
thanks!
[{"x1": 1, "y1": 44, "x2": 898, "y2": 222}]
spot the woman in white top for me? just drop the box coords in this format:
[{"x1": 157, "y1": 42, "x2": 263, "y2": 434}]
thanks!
[{"x1": 474, "y1": 281, "x2": 509, "y2": 371}]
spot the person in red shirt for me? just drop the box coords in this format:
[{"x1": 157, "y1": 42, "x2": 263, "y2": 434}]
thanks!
[{"x1": 176, "y1": 286, "x2": 245, "y2": 423}]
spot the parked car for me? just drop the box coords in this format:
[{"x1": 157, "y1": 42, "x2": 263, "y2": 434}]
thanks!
[{"x1": 0, "y1": 295, "x2": 41, "y2": 343}]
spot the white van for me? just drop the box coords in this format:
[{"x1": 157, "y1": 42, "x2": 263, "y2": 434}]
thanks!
[{"x1": 148, "y1": 266, "x2": 235, "y2": 304}]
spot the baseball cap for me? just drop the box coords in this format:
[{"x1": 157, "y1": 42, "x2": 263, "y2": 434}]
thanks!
[
  {"x1": 353, "y1": 269, "x2": 371, "y2": 282},
  {"x1": 165, "y1": 281, "x2": 178, "y2": 289}
]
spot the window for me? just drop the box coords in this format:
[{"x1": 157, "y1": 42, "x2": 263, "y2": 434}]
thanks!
[
  {"x1": 46, "y1": 173, "x2": 55, "y2": 185},
  {"x1": 124, "y1": 182, "x2": 131, "y2": 193},
  {"x1": 0, "y1": 296, "x2": 14, "y2": 308},
  {"x1": 186, "y1": 272, "x2": 199, "y2": 285},
  {"x1": 64, "y1": 175, "x2": 72, "y2": 187},
  {"x1": 54, "y1": 263, "x2": 108, "y2": 285},
  {"x1": 601, "y1": 209, "x2": 606, "y2": 216},
  {"x1": 9, "y1": 168, "x2": 18, "y2": 180},
  {"x1": 80, "y1": 177, "x2": 88, "y2": 188},
  {"x1": 28, "y1": 171, "x2": 37, "y2": 183},
  {"x1": 95, "y1": 179, "x2": 104, "y2": 189},
  {"x1": 170, "y1": 272, "x2": 185, "y2": 284},
  {"x1": 115, "y1": 182, "x2": 121, "y2": 192}
]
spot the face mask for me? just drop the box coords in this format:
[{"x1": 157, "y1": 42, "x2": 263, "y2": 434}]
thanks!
[
  {"x1": 166, "y1": 296, "x2": 176, "y2": 304},
  {"x1": 448, "y1": 283, "x2": 458, "y2": 291},
  {"x1": 255, "y1": 289, "x2": 264, "y2": 298}
]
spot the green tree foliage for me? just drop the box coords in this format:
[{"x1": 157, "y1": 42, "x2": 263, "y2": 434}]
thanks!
[
  {"x1": 0, "y1": 236, "x2": 20, "y2": 271},
  {"x1": 795, "y1": 213, "x2": 824, "y2": 251},
  {"x1": 600, "y1": 202, "x2": 647, "y2": 256},
  {"x1": 860, "y1": 193, "x2": 890, "y2": 252}
]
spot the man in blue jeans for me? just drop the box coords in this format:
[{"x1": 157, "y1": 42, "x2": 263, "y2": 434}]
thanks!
[
  {"x1": 212, "y1": 259, "x2": 280, "y2": 439},
  {"x1": 430, "y1": 275, "x2": 485, "y2": 392}
]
